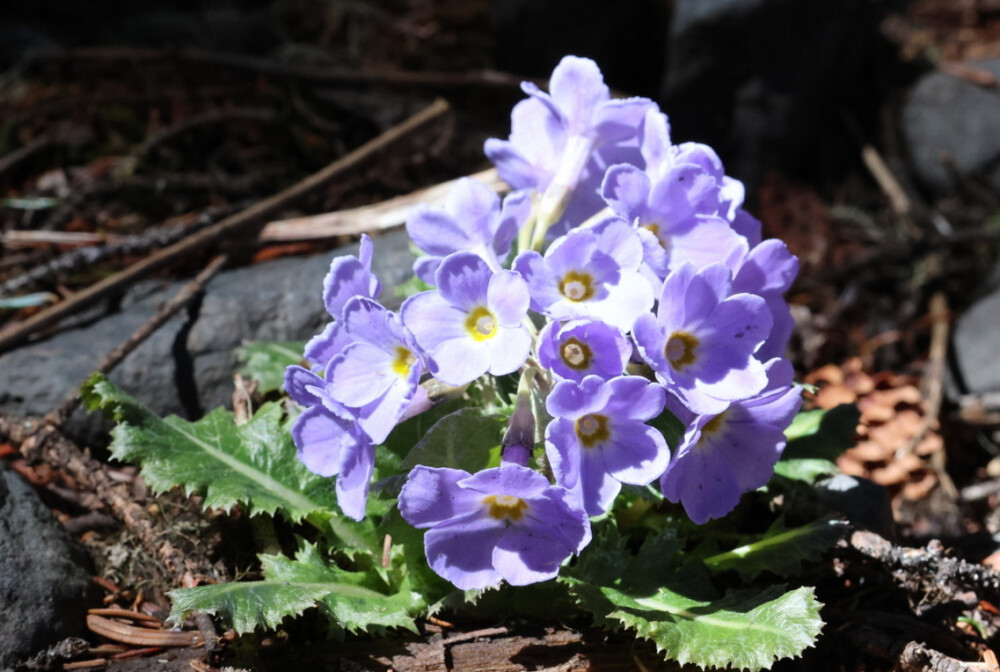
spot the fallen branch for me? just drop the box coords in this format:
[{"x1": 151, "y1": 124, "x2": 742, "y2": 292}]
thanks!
[
  {"x1": 45, "y1": 254, "x2": 229, "y2": 427},
  {"x1": 0, "y1": 97, "x2": 450, "y2": 354},
  {"x1": 259, "y1": 167, "x2": 507, "y2": 241}
]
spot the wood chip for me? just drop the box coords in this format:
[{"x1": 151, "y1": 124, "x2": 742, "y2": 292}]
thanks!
[{"x1": 86, "y1": 615, "x2": 203, "y2": 648}]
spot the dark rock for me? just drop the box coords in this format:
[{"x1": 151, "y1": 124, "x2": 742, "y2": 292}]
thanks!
[
  {"x1": 0, "y1": 465, "x2": 98, "y2": 667},
  {"x1": 0, "y1": 230, "x2": 415, "y2": 440},
  {"x1": 902, "y1": 58, "x2": 1000, "y2": 197},
  {"x1": 950, "y1": 281, "x2": 1000, "y2": 396},
  {"x1": 815, "y1": 474, "x2": 895, "y2": 540},
  {"x1": 661, "y1": 0, "x2": 899, "y2": 194}
]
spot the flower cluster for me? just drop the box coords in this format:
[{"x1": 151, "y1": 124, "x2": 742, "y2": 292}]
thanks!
[{"x1": 287, "y1": 56, "x2": 802, "y2": 589}]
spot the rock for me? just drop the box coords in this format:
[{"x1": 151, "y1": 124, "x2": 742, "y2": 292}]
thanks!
[
  {"x1": 0, "y1": 229, "x2": 416, "y2": 440},
  {"x1": 950, "y1": 282, "x2": 1000, "y2": 396},
  {"x1": 661, "y1": 0, "x2": 895, "y2": 193},
  {"x1": 902, "y1": 59, "x2": 1000, "y2": 197},
  {"x1": 0, "y1": 465, "x2": 98, "y2": 667},
  {"x1": 815, "y1": 474, "x2": 895, "y2": 540}
]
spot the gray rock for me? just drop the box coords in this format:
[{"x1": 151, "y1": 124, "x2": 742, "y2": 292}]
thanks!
[
  {"x1": 0, "y1": 229, "x2": 415, "y2": 438},
  {"x1": 815, "y1": 474, "x2": 895, "y2": 540},
  {"x1": 950, "y1": 283, "x2": 1000, "y2": 396},
  {"x1": 902, "y1": 59, "x2": 1000, "y2": 197},
  {"x1": 0, "y1": 465, "x2": 98, "y2": 667}
]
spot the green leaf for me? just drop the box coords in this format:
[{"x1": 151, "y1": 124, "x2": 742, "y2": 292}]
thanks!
[
  {"x1": 704, "y1": 518, "x2": 848, "y2": 580},
  {"x1": 393, "y1": 274, "x2": 432, "y2": 300},
  {"x1": 400, "y1": 407, "x2": 505, "y2": 473},
  {"x1": 564, "y1": 577, "x2": 823, "y2": 671},
  {"x1": 237, "y1": 340, "x2": 305, "y2": 394},
  {"x1": 782, "y1": 405, "x2": 859, "y2": 462},
  {"x1": 169, "y1": 543, "x2": 423, "y2": 634},
  {"x1": 83, "y1": 374, "x2": 373, "y2": 549},
  {"x1": 0, "y1": 292, "x2": 58, "y2": 309},
  {"x1": 773, "y1": 457, "x2": 840, "y2": 483}
]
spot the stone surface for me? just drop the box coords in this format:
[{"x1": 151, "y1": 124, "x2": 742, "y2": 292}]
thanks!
[
  {"x1": 662, "y1": 0, "x2": 895, "y2": 193},
  {"x1": 0, "y1": 465, "x2": 98, "y2": 667},
  {"x1": 950, "y1": 281, "x2": 1000, "y2": 396},
  {"x1": 902, "y1": 58, "x2": 1000, "y2": 197},
  {"x1": 0, "y1": 229, "x2": 415, "y2": 441}
]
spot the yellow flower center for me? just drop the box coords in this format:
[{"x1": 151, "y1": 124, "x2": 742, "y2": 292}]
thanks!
[
  {"x1": 575, "y1": 413, "x2": 610, "y2": 448},
  {"x1": 642, "y1": 222, "x2": 667, "y2": 248},
  {"x1": 560, "y1": 337, "x2": 592, "y2": 370},
  {"x1": 464, "y1": 306, "x2": 498, "y2": 342},
  {"x1": 391, "y1": 346, "x2": 417, "y2": 377},
  {"x1": 701, "y1": 411, "x2": 727, "y2": 438},
  {"x1": 559, "y1": 270, "x2": 595, "y2": 302},
  {"x1": 665, "y1": 331, "x2": 698, "y2": 371},
  {"x1": 482, "y1": 494, "x2": 528, "y2": 521}
]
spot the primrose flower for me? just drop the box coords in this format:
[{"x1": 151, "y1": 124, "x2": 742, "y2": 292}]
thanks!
[
  {"x1": 633, "y1": 263, "x2": 772, "y2": 415},
  {"x1": 303, "y1": 235, "x2": 382, "y2": 370},
  {"x1": 406, "y1": 178, "x2": 530, "y2": 285},
  {"x1": 401, "y1": 252, "x2": 532, "y2": 386},
  {"x1": 732, "y1": 239, "x2": 799, "y2": 361},
  {"x1": 545, "y1": 375, "x2": 669, "y2": 516},
  {"x1": 660, "y1": 359, "x2": 802, "y2": 523},
  {"x1": 513, "y1": 217, "x2": 653, "y2": 331},
  {"x1": 537, "y1": 319, "x2": 630, "y2": 382},
  {"x1": 322, "y1": 297, "x2": 423, "y2": 444},
  {"x1": 399, "y1": 464, "x2": 591, "y2": 590},
  {"x1": 485, "y1": 56, "x2": 654, "y2": 234}
]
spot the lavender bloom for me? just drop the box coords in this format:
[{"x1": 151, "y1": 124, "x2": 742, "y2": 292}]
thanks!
[
  {"x1": 399, "y1": 464, "x2": 591, "y2": 589},
  {"x1": 733, "y1": 239, "x2": 799, "y2": 360},
  {"x1": 660, "y1": 358, "x2": 802, "y2": 523},
  {"x1": 513, "y1": 217, "x2": 652, "y2": 331},
  {"x1": 537, "y1": 319, "x2": 630, "y2": 382},
  {"x1": 284, "y1": 365, "x2": 375, "y2": 520},
  {"x1": 323, "y1": 297, "x2": 423, "y2": 444},
  {"x1": 406, "y1": 179, "x2": 531, "y2": 285},
  {"x1": 485, "y1": 56, "x2": 654, "y2": 235},
  {"x1": 303, "y1": 234, "x2": 382, "y2": 371},
  {"x1": 545, "y1": 375, "x2": 669, "y2": 516},
  {"x1": 632, "y1": 263, "x2": 772, "y2": 415},
  {"x1": 401, "y1": 252, "x2": 532, "y2": 386}
]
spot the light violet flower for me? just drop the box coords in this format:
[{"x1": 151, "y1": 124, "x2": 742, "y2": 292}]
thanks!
[
  {"x1": 545, "y1": 375, "x2": 669, "y2": 516},
  {"x1": 399, "y1": 464, "x2": 591, "y2": 589},
  {"x1": 660, "y1": 358, "x2": 802, "y2": 523},
  {"x1": 632, "y1": 263, "x2": 772, "y2": 415},
  {"x1": 406, "y1": 178, "x2": 531, "y2": 285},
  {"x1": 537, "y1": 319, "x2": 630, "y2": 382},
  {"x1": 733, "y1": 239, "x2": 799, "y2": 361},
  {"x1": 513, "y1": 217, "x2": 652, "y2": 331},
  {"x1": 401, "y1": 252, "x2": 532, "y2": 386}
]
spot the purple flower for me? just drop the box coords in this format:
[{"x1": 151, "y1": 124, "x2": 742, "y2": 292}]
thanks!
[
  {"x1": 733, "y1": 239, "x2": 799, "y2": 361},
  {"x1": 290, "y1": 404, "x2": 373, "y2": 521},
  {"x1": 545, "y1": 375, "x2": 669, "y2": 516},
  {"x1": 484, "y1": 56, "x2": 654, "y2": 235},
  {"x1": 398, "y1": 464, "x2": 591, "y2": 590},
  {"x1": 537, "y1": 319, "x2": 630, "y2": 382},
  {"x1": 322, "y1": 297, "x2": 424, "y2": 444},
  {"x1": 632, "y1": 263, "x2": 772, "y2": 415},
  {"x1": 401, "y1": 252, "x2": 532, "y2": 386},
  {"x1": 302, "y1": 235, "x2": 382, "y2": 371},
  {"x1": 406, "y1": 179, "x2": 531, "y2": 285},
  {"x1": 513, "y1": 217, "x2": 652, "y2": 331},
  {"x1": 660, "y1": 358, "x2": 802, "y2": 523}
]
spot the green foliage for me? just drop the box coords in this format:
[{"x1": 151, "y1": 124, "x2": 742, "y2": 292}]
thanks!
[
  {"x1": 393, "y1": 274, "x2": 433, "y2": 300},
  {"x1": 400, "y1": 407, "x2": 504, "y2": 473},
  {"x1": 169, "y1": 542, "x2": 424, "y2": 634},
  {"x1": 237, "y1": 340, "x2": 306, "y2": 394},
  {"x1": 564, "y1": 578, "x2": 823, "y2": 672},
  {"x1": 704, "y1": 518, "x2": 849, "y2": 580},
  {"x1": 783, "y1": 404, "x2": 859, "y2": 461}
]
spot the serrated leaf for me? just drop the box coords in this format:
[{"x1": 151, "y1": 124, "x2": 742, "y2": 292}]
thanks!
[
  {"x1": 782, "y1": 405, "x2": 859, "y2": 461},
  {"x1": 704, "y1": 518, "x2": 848, "y2": 580},
  {"x1": 400, "y1": 407, "x2": 505, "y2": 472},
  {"x1": 237, "y1": 340, "x2": 305, "y2": 394},
  {"x1": 170, "y1": 543, "x2": 423, "y2": 634},
  {"x1": 564, "y1": 577, "x2": 823, "y2": 671},
  {"x1": 83, "y1": 374, "x2": 374, "y2": 550}
]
